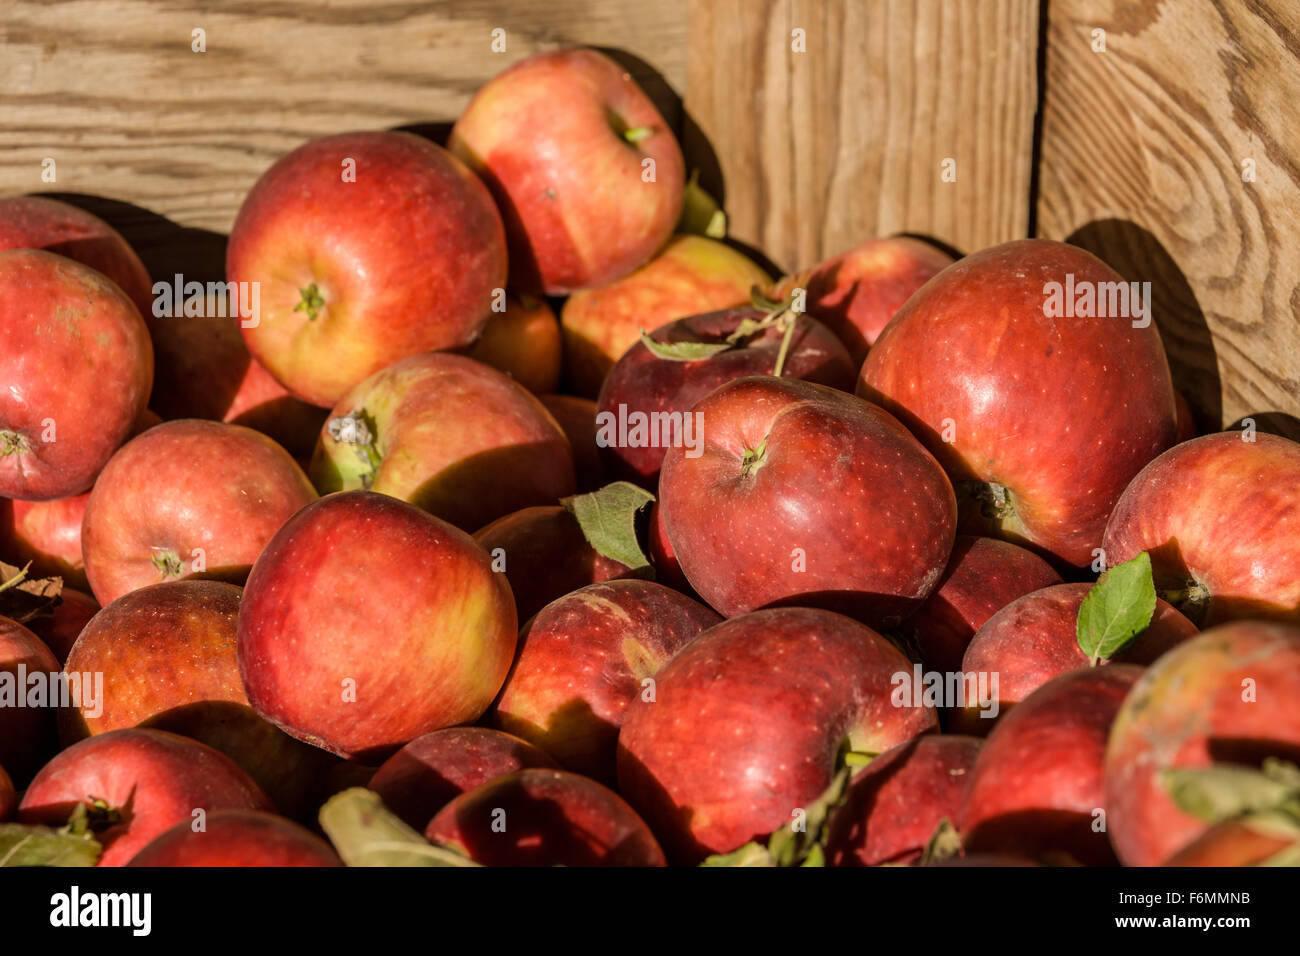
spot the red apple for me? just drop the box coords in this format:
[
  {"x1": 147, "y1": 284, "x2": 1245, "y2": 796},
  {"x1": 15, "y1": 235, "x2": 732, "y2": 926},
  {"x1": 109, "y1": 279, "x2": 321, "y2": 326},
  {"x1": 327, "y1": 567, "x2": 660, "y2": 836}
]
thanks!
[
  {"x1": 596, "y1": 307, "x2": 857, "y2": 486},
  {"x1": 27, "y1": 588, "x2": 99, "y2": 665},
  {"x1": 148, "y1": 289, "x2": 327, "y2": 458},
  {"x1": 959, "y1": 664, "x2": 1142, "y2": 865},
  {"x1": 467, "y1": 292, "x2": 562, "y2": 394},
  {"x1": 1174, "y1": 391, "x2": 1198, "y2": 443},
  {"x1": 825, "y1": 734, "x2": 982, "y2": 866},
  {"x1": 473, "y1": 505, "x2": 634, "y2": 624},
  {"x1": 538, "y1": 394, "x2": 606, "y2": 492},
  {"x1": 126, "y1": 810, "x2": 341, "y2": 867},
  {"x1": 449, "y1": 48, "x2": 684, "y2": 296},
  {"x1": 1102, "y1": 432, "x2": 1300, "y2": 625},
  {"x1": 0, "y1": 763, "x2": 13, "y2": 820},
  {"x1": 0, "y1": 617, "x2": 59, "y2": 782},
  {"x1": 647, "y1": 500, "x2": 693, "y2": 596},
  {"x1": 494, "y1": 579, "x2": 721, "y2": 782},
  {"x1": 81, "y1": 419, "x2": 317, "y2": 605},
  {"x1": 0, "y1": 196, "x2": 153, "y2": 318},
  {"x1": 238, "y1": 491, "x2": 517, "y2": 761},
  {"x1": 308, "y1": 352, "x2": 574, "y2": 532},
  {"x1": 368, "y1": 727, "x2": 557, "y2": 830},
  {"x1": 425, "y1": 768, "x2": 665, "y2": 866},
  {"x1": 859, "y1": 238, "x2": 1177, "y2": 567},
  {"x1": 0, "y1": 492, "x2": 91, "y2": 591},
  {"x1": 228, "y1": 130, "x2": 507, "y2": 406},
  {"x1": 617, "y1": 607, "x2": 939, "y2": 862},
  {"x1": 658, "y1": 376, "x2": 956, "y2": 627},
  {"x1": 1104, "y1": 621, "x2": 1300, "y2": 866},
  {"x1": 953, "y1": 582, "x2": 1197, "y2": 732},
  {"x1": 1162, "y1": 818, "x2": 1298, "y2": 866},
  {"x1": 0, "y1": 249, "x2": 153, "y2": 500},
  {"x1": 18, "y1": 728, "x2": 272, "y2": 867},
  {"x1": 773, "y1": 236, "x2": 954, "y2": 364},
  {"x1": 561, "y1": 235, "x2": 771, "y2": 396},
  {"x1": 906, "y1": 535, "x2": 1063, "y2": 675}
]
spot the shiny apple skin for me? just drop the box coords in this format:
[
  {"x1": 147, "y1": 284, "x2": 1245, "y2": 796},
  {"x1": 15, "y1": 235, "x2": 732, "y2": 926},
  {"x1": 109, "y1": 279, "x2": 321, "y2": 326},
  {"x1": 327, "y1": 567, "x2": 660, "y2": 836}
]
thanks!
[
  {"x1": 228, "y1": 130, "x2": 507, "y2": 406},
  {"x1": 617, "y1": 607, "x2": 938, "y2": 863},
  {"x1": 18, "y1": 728, "x2": 271, "y2": 867},
  {"x1": 0, "y1": 617, "x2": 60, "y2": 782},
  {"x1": 1104, "y1": 622, "x2": 1300, "y2": 866},
  {"x1": 1102, "y1": 432, "x2": 1300, "y2": 625},
  {"x1": 959, "y1": 664, "x2": 1142, "y2": 865},
  {"x1": 659, "y1": 376, "x2": 956, "y2": 626},
  {"x1": 126, "y1": 810, "x2": 341, "y2": 867},
  {"x1": 907, "y1": 535, "x2": 1063, "y2": 675},
  {"x1": 825, "y1": 734, "x2": 982, "y2": 866},
  {"x1": 0, "y1": 249, "x2": 153, "y2": 500},
  {"x1": 450, "y1": 49, "x2": 684, "y2": 296},
  {"x1": 368, "y1": 727, "x2": 557, "y2": 830},
  {"x1": 494, "y1": 580, "x2": 721, "y2": 783},
  {"x1": 81, "y1": 419, "x2": 317, "y2": 605},
  {"x1": 426, "y1": 768, "x2": 666, "y2": 867},
  {"x1": 309, "y1": 352, "x2": 574, "y2": 532},
  {"x1": 597, "y1": 307, "x2": 857, "y2": 486},
  {"x1": 237, "y1": 491, "x2": 517, "y2": 761},
  {"x1": 859, "y1": 238, "x2": 1178, "y2": 567}
]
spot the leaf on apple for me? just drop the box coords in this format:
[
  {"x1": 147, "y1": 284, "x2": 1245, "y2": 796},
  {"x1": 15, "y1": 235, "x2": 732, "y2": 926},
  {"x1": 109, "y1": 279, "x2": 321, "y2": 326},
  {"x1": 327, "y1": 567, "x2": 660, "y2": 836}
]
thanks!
[
  {"x1": 1075, "y1": 551, "x2": 1156, "y2": 665},
  {"x1": 0, "y1": 803, "x2": 102, "y2": 867},
  {"x1": 318, "y1": 788, "x2": 479, "y2": 867},
  {"x1": 0, "y1": 559, "x2": 63, "y2": 627},
  {"x1": 561, "y1": 482, "x2": 656, "y2": 576},
  {"x1": 677, "y1": 169, "x2": 727, "y2": 240},
  {"x1": 918, "y1": 818, "x2": 963, "y2": 866},
  {"x1": 638, "y1": 331, "x2": 734, "y2": 362},
  {"x1": 1161, "y1": 760, "x2": 1300, "y2": 824}
]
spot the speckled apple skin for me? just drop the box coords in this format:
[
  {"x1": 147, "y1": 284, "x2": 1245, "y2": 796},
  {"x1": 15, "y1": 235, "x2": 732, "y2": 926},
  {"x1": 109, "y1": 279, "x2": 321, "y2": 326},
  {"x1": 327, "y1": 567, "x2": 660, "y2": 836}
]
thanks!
[
  {"x1": 859, "y1": 238, "x2": 1177, "y2": 567},
  {"x1": 1102, "y1": 432, "x2": 1300, "y2": 625}
]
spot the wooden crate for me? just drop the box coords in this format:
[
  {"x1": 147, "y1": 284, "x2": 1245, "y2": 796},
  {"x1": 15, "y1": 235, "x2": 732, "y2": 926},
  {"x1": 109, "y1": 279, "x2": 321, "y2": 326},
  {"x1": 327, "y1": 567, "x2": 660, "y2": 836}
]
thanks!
[{"x1": 2, "y1": 0, "x2": 1296, "y2": 434}]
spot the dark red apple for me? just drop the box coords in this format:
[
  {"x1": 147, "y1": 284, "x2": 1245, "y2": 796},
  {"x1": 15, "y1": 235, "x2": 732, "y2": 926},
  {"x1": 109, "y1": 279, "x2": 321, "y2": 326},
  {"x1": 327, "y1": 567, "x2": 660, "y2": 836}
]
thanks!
[
  {"x1": 906, "y1": 535, "x2": 1063, "y2": 675},
  {"x1": 647, "y1": 501, "x2": 693, "y2": 596},
  {"x1": 859, "y1": 238, "x2": 1177, "y2": 567},
  {"x1": 538, "y1": 394, "x2": 606, "y2": 492},
  {"x1": 658, "y1": 376, "x2": 956, "y2": 627},
  {"x1": 425, "y1": 768, "x2": 666, "y2": 866},
  {"x1": 81, "y1": 419, "x2": 318, "y2": 605},
  {"x1": 596, "y1": 307, "x2": 857, "y2": 486},
  {"x1": 953, "y1": 582, "x2": 1197, "y2": 732},
  {"x1": 367, "y1": 727, "x2": 557, "y2": 830},
  {"x1": 473, "y1": 505, "x2": 634, "y2": 624},
  {"x1": 1102, "y1": 432, "x2": 1300, "y2": 625},
  {"x1": 27, "y1": 588, "x2": 99, "y2": 665},
  {"x1": 0, "y1": 196, "x2": 153, "y2": 318},
  {"x1": 825, "y1": 734, "x2": 982, "y2": 866},
  {"x1": 1104, "y1": 621, "x2": 1300, "y2": 866},
  {"x1": 308, "y1": 352, "x2": 574, "y2": 532},
  {"x1": 0, "y1": 616, "x2": 60, "y2": 783},
  {"x1": 617, "y1": 607, "x2": 939, "y2": 863},
  {"x1": 449, "y1": 48, "x2": 684, "y2": 295},
  {"x1": 0, "y1": 249, "x2": 153, "y2": 500},
  {"x1": 18, "y1": 728, "x2": 271, "y2": 867},
  {"x1": 126, "y1": 810, "x2": 341, "y2": 867},
  {"x1": 0, "y1": 763, "x2": 13, "y2": 820},
  {"x1": 772, "y1": 236, "x2": 954, "y2": 364},
  {"x1": 959, "y1": 665, "x2": 1142, "y2": 865},
  {"x1": 494, "y1": 580, "x2": 721, "y2": 782},
  {"x1": 228, "y1": 130, "x2": 507, "y2": 406},
  {"x1": 237, "y1": 491, "x2": 517, "y2": 760}
]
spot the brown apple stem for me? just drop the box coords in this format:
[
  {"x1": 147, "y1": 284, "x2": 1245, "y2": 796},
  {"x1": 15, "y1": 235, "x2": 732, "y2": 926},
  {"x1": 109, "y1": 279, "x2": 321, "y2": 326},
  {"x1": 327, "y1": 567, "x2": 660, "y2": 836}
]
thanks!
[
  {"x1": 740, "y1": 438, "x2": 768, "y2": 478},
  {"x1": 0, "y1": 562, "x2": 31, "y2": 594},
  {"x1": 0, "y1": 429, "x2": 30, "y2": 455},
  {"x1": 151, "y1": 548, "x2": 185, "y2": 580},
  {"x1": 1158, "y1": 580, "x2": 1211, "y2": 624},
  {"x1": 956, "y1": 479, "x2": 1014, "y2": 522},
  {"x1": 295, "y1": 283, "x2": 326, "y2": 320}
]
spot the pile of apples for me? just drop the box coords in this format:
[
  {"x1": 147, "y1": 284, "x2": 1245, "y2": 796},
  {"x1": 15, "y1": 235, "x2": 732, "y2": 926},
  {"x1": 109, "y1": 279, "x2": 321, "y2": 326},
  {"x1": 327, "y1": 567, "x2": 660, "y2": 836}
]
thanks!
[{"x1": 2, "y1": 48, "x2": 1299, "y2": 869}]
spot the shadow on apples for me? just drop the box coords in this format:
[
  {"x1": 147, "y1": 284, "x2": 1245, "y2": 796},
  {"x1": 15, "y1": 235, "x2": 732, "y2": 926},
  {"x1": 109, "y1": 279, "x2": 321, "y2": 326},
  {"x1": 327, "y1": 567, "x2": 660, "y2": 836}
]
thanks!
[
  {"x1": 1227, "y1": 411, "x2": 1300, "y2": 443},
  {"x1": 963, "y1": 809, "x2": 1119, "y2": 866},
  {"x1": 1064, "y1": 219, "x2": 1222, "y2": 435},
  {"x1": 29, "y1": 192, "x2": 227, "y2": 286}
]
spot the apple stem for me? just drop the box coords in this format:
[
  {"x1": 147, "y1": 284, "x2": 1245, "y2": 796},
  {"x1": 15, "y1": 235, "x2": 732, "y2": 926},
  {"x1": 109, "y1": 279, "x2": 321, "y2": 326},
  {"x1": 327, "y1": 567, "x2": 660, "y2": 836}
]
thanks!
[
  {"x1": 150, "y1": 548, "x2": 184, "y2": 580},
  {"x1": 0, "y1": 430, "x2": 30, "y2": 455},
  {"x1": 771, "y1": 310, "x2": 799, "y2": 378},
  {"x1": 623, "y1": 125, "x2": 653, "y2": 144},
  {"x1": 1158, "y1": 580, "x2": 1211, "y2": 624},
  {"x1": 740, "y1": 438, "x2": 768, "y2": 478},
  {"x1": 0, "y1": 562, "x2": 31, "y2": 594},
  {"x1": 295, "y1": 283, "x2": 326, "y2": 321}
]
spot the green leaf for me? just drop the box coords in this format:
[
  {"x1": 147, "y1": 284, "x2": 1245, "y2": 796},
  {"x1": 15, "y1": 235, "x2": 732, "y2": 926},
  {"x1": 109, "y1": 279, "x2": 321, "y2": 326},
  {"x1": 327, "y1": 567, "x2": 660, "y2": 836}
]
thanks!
[
  {"x1": 699, "y1": 842, "x2": 774, "y2": 867},
  {"x1": 0, "y1": 824, "x2": 101, "y2": 867},
  {"x1": 561, "y1": 482, "x2": 656, "y2": 575},
  {"x1": 918, "y1": 818, "x2": 963, "y2": 866},
  {"x1": 677, "y1": 170, "x2": 727, "y2": 239},
  {"x1": 1076, "y1": 551, "x2": 1156, "y2": 664},
  {"x1": 638, "y1": 330, "x2": 735, "y2": 362},
  {"x1": 0, "y1": 559, "x2": 62, "y2": 625},
  {"x1": 1161, "y1": 764, "x2": 1300, "y2": 823},
  {"x1": 766, "y1": 764, "x2": 853, "y2": 867},
  {"x1": 319, "y1": 788, "x2": 479, "y2": 867}
]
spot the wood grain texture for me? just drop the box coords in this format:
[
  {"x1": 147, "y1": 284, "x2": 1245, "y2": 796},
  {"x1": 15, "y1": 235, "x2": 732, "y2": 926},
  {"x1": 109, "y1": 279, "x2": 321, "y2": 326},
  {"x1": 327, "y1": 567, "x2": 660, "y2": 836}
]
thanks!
[
  {"x1": 1037, "y1": 0, "x2": 1300, "y2": 436},
  {"x1": 0, "y1": 0, "x2": 686, "y2": 236},
  {"x1": 683, "y1": 0, "x2": 1039, "y2": 273}
]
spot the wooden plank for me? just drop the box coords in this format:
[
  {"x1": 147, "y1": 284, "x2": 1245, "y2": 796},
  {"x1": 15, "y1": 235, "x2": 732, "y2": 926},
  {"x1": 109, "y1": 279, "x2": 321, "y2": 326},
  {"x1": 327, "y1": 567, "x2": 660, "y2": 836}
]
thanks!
[
  {"x1": 0, "y1": 0, "x2": 686, "y2": 250},
  {"x1": 1037, "y1": 0, "x2": 1300, "y2": 437},
  {"x1": 683, "y1": 0, "x2": 1040, "y2": 274}
]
